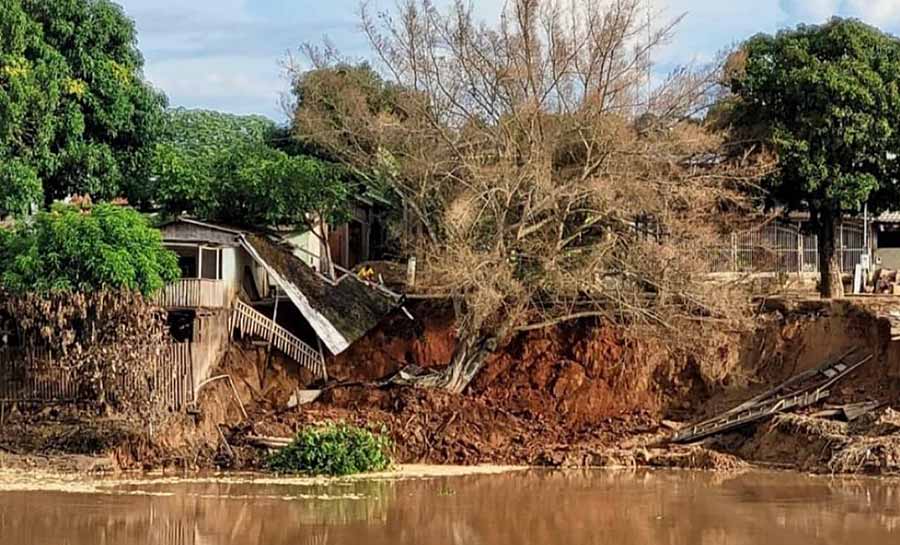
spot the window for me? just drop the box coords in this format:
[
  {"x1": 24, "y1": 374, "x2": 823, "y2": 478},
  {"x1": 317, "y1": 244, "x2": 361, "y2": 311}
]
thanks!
[
  {"x1": 200, "y1": 247, "x2": 220, "y2": 280},
  {"x1": 165, "y1": 244, "x2": 223, "y2": 279}
]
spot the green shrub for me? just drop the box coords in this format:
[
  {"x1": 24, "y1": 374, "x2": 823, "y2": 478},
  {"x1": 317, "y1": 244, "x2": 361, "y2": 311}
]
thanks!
[
  {"x1": 267, "y1": 423, "x2": 392, "y2": 476},
  {"x1": 0, "y1": 202, "x2": 179, "y2": 295}
]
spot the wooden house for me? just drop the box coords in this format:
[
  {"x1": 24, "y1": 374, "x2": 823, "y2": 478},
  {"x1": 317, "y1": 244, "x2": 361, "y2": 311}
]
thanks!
[
  {"x1": 157, "y1": 218, "x2": 399, "y2": 390},
  {"x1": 282, "y1": 198, "x2": 387, "y2": 274}
]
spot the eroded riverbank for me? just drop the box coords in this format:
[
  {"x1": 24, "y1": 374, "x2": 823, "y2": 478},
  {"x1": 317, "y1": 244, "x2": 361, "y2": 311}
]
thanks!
[{"x1": 3, "y1": 298, "x2": 900, "y2": 477}]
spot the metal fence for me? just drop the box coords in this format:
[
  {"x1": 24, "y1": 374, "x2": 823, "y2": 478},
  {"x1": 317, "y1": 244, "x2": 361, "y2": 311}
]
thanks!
[{"x1": 706, "y1": 222, "x2": 866, "y2": 275}]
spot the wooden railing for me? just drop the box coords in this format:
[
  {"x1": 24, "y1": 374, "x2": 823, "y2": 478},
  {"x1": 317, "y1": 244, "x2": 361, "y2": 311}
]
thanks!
[
  {"x1": 0, "y1": 343, "x2": 194, "y2": 410},
  {"x1": 231, "y1": 300, "x2": 326, "y2": 378},
  {"x1": 155, "y1": 278, "x2": 229, "y2": 309}
]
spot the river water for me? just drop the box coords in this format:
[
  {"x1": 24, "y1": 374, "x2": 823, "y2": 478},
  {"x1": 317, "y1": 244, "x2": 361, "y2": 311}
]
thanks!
[{"x1": 1, "y1": 468, "x2": 899, "y2": 544}]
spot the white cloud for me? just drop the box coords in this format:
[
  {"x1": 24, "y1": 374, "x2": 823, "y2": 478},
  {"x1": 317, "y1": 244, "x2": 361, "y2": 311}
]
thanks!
[
  {"x1": 115, "y1": 0, "x2": 827, "y2": 120},
  {"x1": 778, "y1": 0, "x2": 839, "y2": 24},
  {"x1": 779, "y1": 0, "x2": 900, "y2": 29},
  {"x1": 844, "y1": 0, "x2": 900, "y2": 27}
]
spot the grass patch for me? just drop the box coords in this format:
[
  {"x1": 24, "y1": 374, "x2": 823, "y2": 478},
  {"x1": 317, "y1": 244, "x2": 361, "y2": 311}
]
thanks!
[{"x1": 267, "y1": 423, "x2": 392, "y2": 476}]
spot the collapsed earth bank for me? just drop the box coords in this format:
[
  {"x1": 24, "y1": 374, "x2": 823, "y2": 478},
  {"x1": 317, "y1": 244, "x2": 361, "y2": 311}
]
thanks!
[
  {"x1": 192, "y1": 298, "x2": 900, "y2": 474},
  {"x1": 3, "y1": 299, "x2": 900, "y2": 475}
]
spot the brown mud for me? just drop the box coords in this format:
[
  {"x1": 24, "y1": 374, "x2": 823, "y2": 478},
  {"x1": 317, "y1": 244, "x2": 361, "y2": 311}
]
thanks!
[
  {"x1": 235, "y1": 298, "x2": 900, "y2": 474},
  {"x1": 3, "y1": 298, "x2": 900, "y2": 475}
]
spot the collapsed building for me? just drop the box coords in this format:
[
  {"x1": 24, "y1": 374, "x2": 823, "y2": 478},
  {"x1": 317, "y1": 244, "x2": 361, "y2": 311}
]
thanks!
[{"x1": 0, "y1": 218, "x2": 399, "y2": 410}]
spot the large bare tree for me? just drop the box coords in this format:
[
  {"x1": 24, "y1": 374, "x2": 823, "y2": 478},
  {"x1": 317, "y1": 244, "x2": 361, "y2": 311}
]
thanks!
[{"x1": 292, "y1": 0, "x2": 758, "y2": 393}]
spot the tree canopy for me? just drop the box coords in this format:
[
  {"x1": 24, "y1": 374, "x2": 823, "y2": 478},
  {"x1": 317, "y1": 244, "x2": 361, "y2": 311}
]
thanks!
[
  {"x1": 729, "y1": 18, "x2": 900, "y2": 296},
  {"x1": 151, "y1": 108, "x2": 353, "y2": 231},
  {"x1": 0, "y1": 202, "x2": 179, "y2": 295},
  {"x1": 150, "y1": 108, "x2": 277, "y2": 216},
  {"x1": 292, "y1": 0, "x2": 752, "y2": 392},
  {"x1": 0, "y1": 0, "x2": 166, "y2": 216}
]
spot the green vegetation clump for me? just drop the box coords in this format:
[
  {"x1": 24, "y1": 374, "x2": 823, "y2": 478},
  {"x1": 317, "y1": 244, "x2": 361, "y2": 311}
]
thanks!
[
  {"x1": 0, "y1": 0, "x2": 167, "y2": 215},
  {"x1": 0, "y1": 202, "x2": 179, "y2": 295},
  {"x1": 267, "y1": 424, "x2": 392, "y2": 476}
]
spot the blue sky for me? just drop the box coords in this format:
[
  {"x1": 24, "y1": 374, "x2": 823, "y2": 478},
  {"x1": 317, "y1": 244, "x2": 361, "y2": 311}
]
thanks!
[{"x1": 117, "y1": 0, "x2": 900, "y2": 122}]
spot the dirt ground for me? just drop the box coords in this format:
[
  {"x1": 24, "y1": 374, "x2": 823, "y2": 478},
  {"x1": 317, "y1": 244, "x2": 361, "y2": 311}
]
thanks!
[
  {"x1": 4, "y1": 297, "x2": 900, "y2": 476},
  {"x1": 227, "y1": 297, "x2": 900, "y2": 474}
]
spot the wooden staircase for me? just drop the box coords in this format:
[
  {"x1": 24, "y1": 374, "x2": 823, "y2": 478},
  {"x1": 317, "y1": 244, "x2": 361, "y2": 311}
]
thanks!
[
  {"x1": 669, "y1": 350, "x2": 873, "y2": 444},
  {"x1": 231, "y1": 300, "x2": 326, "y2": 379}
]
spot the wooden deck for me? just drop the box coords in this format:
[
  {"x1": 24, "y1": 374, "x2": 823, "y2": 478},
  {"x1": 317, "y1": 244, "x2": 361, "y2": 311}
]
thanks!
[{"x1": 155, "y1": 278, "x2": 230, "y2": 309}]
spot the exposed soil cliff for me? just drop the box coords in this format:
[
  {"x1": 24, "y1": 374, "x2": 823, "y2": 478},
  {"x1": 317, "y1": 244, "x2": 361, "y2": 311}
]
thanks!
[
  {"x1": 4, "y1": 298, "x2": 900, "y2": 475},
  {"x1": 222, "y1": 298, "x2": 900, "y2": 473}
]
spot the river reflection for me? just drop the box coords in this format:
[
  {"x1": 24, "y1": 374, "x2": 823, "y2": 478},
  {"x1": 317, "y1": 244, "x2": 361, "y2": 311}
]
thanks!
[{"x1": 1, "y1": 469, "x2": 899, "y2": 544}]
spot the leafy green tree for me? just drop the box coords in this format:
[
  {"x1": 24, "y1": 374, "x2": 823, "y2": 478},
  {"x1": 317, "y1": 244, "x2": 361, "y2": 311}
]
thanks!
[
  {"x1": 0, "y1": 0, "x2": 165, "y2": 214},
  {"x1": 149, "y1": 109, "x2": 354, "y2": 277},
  {"x1": 150, "y1": 109, "x2": 277, "y2": 216},
  {"x1": 208, "y1": 142, "x2": 352, "y2": 277},
  {"x1": 0, "y1": 159, "x2": 42, "y2": 215},
  {"x1": 730, "y1": 19, "x2": 900, "y2": 297},
  {"x1": 211, "y1": 143, "x2": 351, "y2": 228},
  {"x1": 0, "y1": 202, "x2": 179, "y2": 295}
]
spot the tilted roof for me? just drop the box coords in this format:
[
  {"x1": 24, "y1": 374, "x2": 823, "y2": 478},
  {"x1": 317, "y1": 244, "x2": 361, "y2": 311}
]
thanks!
[{"x1": 241, "y1": 234, "x2": 399, "y2": 354}]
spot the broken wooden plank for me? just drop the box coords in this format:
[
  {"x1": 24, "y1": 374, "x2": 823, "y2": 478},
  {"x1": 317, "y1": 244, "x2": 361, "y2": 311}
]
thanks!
[
  {"x1": 842, "y1": 400, "x2": 884, "y2": 422},
  {"x1": 669, "y1": 351, "x2": 872, "y2": 445},
  {"x1": 246, "y1": 435, "x2": 294, "y2": 449}
]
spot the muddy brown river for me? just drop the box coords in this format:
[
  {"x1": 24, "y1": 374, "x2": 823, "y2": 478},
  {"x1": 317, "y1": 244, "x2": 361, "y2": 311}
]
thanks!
[{"x1": 1, "y1": 468, "x2": 899, "y2": 544}]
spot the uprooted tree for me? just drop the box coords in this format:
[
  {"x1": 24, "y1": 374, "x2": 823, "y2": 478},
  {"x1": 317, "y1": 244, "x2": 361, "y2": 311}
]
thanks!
[{"x1": 292, "y1": 0, "x2": 761, "y2": 393}]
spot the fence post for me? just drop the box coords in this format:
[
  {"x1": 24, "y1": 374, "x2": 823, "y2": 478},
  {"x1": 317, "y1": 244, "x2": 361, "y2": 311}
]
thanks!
[
  {"x1": 813, "y1": 234, "x2": 819, "y2": 273},
  {"x1": 797, "y1": 228, "x2": 803, "y2": 275},
  {"x1": 731, "y1": 232, "x2": 737, "y2": 273},
  {"x1": 839, "y1": 223, "x2": 844, "y2": 272}
]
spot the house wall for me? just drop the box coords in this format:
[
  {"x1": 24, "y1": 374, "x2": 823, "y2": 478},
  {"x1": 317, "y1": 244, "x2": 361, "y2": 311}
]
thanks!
[
  {"x1": 877, "y1": 249, "x2": 900, "y2": 270},
  {"x1": 190, "y1": 310, "x2": 232, "y2": 388},
  {"x1": 875, "y1": 224, "x2": 900, "y2": 270},
  {"x1": 252, "y1": 259, "x2": 271, "y2": 298},
  {"x1": 221, "y1": 247, "x2": 239, "y2": 304},
  {"x1": 286, "y1": 230, "x2": 323, "y2": 270}
]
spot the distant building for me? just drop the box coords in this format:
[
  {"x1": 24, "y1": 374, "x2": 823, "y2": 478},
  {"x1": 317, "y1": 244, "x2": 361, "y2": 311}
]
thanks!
[{"x1": 873, "y1": 211, "x2": 900, "y2": 270}]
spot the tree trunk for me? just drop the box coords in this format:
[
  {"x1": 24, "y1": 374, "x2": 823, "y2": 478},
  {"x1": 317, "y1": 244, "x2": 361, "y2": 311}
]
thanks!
[
  {"x1": 316, "y1": 217, "x2": 337, "y2": 280},
  {"x1": 818, "y1": 209, "x2": 844, "y2": 299},
  {"x1": 389, "y1": 334, "x2": 498, "y2": 394}
]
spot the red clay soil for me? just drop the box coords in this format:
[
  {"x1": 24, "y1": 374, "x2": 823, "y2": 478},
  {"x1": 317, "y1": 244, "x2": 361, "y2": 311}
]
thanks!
[
  {"x1": 115, "y1": 297, "x2": 898, "y2": 473},
  {"x1": 242, "y1": 386, "x2": 660, "y2": 466},
  {"x1": 12, "y1": 299, "x2": 900, "y2": 473},
  {"x1": 226, "y1": 298, "x2": 900, "y2": 470},
  {"x1": 221, "y1": 301, "x2": 721, "y2": 466}
]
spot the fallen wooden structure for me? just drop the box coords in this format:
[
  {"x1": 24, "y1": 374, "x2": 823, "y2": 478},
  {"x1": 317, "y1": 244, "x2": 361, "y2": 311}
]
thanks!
[
  {"x1": 246, "y1": 435, "x2": 294, "y2": 449},
  {"x1": 669, "y1": 349, "x2": 873, "y2": 444}
]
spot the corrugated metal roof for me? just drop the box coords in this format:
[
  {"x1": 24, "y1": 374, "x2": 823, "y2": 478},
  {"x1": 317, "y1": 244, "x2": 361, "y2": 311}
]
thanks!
[
  {"x1": 877, "y1": 211, "x2": 900, "y2": 223},
  {"x1": 242, "y1": 234, "x2": 399, "y2": 355}
]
